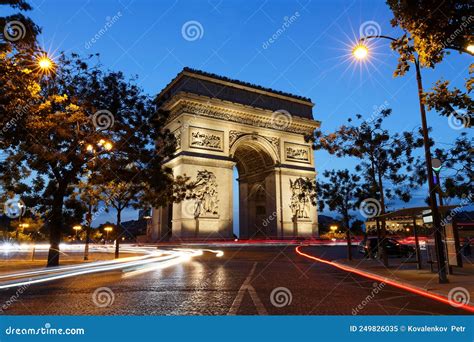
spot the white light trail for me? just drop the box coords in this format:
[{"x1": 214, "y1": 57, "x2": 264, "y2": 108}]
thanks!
[{"x1": 0, "y1": 245, "x2": 223, "y2": 289}]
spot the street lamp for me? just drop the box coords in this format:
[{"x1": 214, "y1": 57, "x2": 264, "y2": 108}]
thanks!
[
  {"x1": 73, "y1": 225, "x2": 82, "y2": 240},
  {"x1": 432, "y1": 158, "x2": 444, "y2": 206},
  {"x1": 353, "y1": 35, "x2": 452, "y2": 283},
  {"x1": 104, "y1": 226, "x2": 113, "y2": 242},
  {"x1": 83, "y1": 138, "x2": 114, "y2": 260},
  {"x1": 353, "y1": 45, "x2": 369, "y2": 60},
  {"x1": 467, "y1": 44, "x2": 474, "y2": 54},
  {"x1": 36, "y1": 53, "x2": 55, "y2": 76}
]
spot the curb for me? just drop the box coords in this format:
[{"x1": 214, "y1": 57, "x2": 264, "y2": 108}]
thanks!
[
  {"x1": 295, "y1": 245, "x2": 474, "y2": 313},
  {"x1": 333, "y1": 260, "x2": 474, "y2": 307}
]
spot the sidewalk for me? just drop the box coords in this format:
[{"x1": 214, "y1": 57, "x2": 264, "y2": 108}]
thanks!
[
  {"x1": 0, "y1": 250, "x2": 140, "y2": 275},
  {"x1": 336, "y1": 255, "x2": 474, "y2": 306}
]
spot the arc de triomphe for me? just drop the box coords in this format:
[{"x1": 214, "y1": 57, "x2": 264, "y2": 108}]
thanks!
[{"x1": 148, "y1": 68, "x2": 320, "y2": 241}]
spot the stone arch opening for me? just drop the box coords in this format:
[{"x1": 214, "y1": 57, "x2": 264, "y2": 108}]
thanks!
[{"x1": 231, "y1": 137, "x2": 278, "y2": 239}]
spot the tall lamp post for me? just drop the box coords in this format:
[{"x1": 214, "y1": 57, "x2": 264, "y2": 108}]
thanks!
[
  {"x1": 104, "y1": 226, "x2": 113, "y2": 243},
  {"x1": 83, "y1": 139, "x2": 113, "y2": 260},
  {"x1": 73, "y1": 225, "x2": 82, "y2": 241},
  {"x1": 351, "y1": 35, "x2": 471, "y2": 284},
  {"x1": 431, "y1": 158, "x2": 444, "y2": 206}
]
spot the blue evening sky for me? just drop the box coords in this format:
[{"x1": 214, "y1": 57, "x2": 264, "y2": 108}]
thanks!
[{"x1": 13, "y1": 0, "x2": 472, "y2": 227}]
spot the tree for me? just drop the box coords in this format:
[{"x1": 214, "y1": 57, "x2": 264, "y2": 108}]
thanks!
[
  {"x1": 1, "y1": 0, "x2": 41, "y2": 51},
  {"x1": 102, "y1": 180, "x2": 141, "y2": 258},
  {"x1": 0, "y1": 53, "x2": 175, "y2": 266},
  {"x1": 311, "y1": 109, "x2": 424, "y2": 214},
  {"x1": 10, "y1": 215, "x2": 43, "y2": 241},
  {"x1": 387, "y1": 1, "x2": 473, "y2": 125},
  {"x1": 73, "y1": 179, "x2": 104, "y2": 260},
  {"x1": 317, "y1": 169, "x2": 362, "y2": 260},
  {"x1": 424, "y1": 65, "x2": 473, "y2": 127},
  {"x1": 387, "y1": 0, "x2": 473, "y2": 67},
  {"x1": 432, "y1": 132, "x2": 473, "y2": 200}
]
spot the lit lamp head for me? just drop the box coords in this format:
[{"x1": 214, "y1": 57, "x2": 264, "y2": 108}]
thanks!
[
  {"x1": 104, "y1": 226, "x2": 113, "y2": 232},
  {"x1": 38, "y1": 57, "x2": 52, "y2": 69},
  {"x1": 330, "y1": 225, "x2": 338, "y2": 232},
  {"x1": 353, "y1": 44, "x2": 369, "y2": 60},
  {"x1": 73, "y1": 225, "x2": 82, "y2": 231},
  {"x1": 467, "y1": 44, "x2": 474, "y2": 54},
  {"x1": 103, "y1": 141, "x2": 113, "y2": 151},
  {"x1": 36, "y1": 53, "x2": 55, "y2": 76}
]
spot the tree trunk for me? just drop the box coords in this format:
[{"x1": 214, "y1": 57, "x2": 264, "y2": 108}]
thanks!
[
  {"x1": 343, "y1": 210, "x2": 352, "y2": 260},
  {"x1": 376, "y1": 169, "x2": 388, "y2": 267},
  {"x1": 47, "y1": 192, "x2": 65, "y2": 267},
  {"x1": 114, "y1": 208, "x2": 122, "y2": 259},
  {"x1": 84, "y1": 203, "x2": 92, "y2": 261}
]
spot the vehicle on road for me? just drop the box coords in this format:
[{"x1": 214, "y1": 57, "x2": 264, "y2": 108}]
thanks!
[{"x1": 358, "y1": 237, "x2": 415, "y2": 258}]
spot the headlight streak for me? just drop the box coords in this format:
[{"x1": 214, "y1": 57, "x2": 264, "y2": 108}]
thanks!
[
  {"x1": 0, "y1": 246, "x2": 222, "y2": 289},
  {"x1": 199, "y1": 249, "x2": 224, "y2": 257},
  {"x1": 0, "y1": 254, "x2": 153, "y2": 280},
  {"x1": 121, "y1": 250, "x2": 203, "y2": 278}
]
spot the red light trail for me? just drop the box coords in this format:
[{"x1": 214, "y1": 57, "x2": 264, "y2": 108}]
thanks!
[{"x1": 295, "y1": 245, "x2": 474, "y2": 313}]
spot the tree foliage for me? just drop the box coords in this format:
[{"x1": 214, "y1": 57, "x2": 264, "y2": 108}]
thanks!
[
  {"x1": 317, "y1": 169, "x2": 361, "y2": 259},
  {"x1": 433, "y1": 132, "x2": 473, "y2": 200},
  {"x1": 311, "y1": 109, "x2": 424, "y2": 210},
  {"x1": 0, "y1": 52, "x2": 176, "y2": 266},
  {"x1": 387, "y1": 0, "x2": 473, "y2": 68},
  {"x1": 0, "y1": 0, "x2": 41, "y2": 50},
  {"x1": 424, "y1": 64, "x2": 473, "y2": 126}
]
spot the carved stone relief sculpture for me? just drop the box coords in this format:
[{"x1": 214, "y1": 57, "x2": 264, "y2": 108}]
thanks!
[{"x1": 289, "y1": 177, "x2": 311, "y2": 219}]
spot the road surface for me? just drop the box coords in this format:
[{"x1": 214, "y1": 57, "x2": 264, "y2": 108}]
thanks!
[{"x1": 0, "y1": 245, "x2": 468, "y2": 315}]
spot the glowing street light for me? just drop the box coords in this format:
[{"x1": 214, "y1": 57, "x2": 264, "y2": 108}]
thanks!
[
  {"x1": 104, "y1": 226, "x2": 113, "y2": 242},
  {"x1": 73, "y1": 225, "x2": 82, "y2": 239},
  {"x1": 83, "y1": 138, "x2": 113, "y2": 260},
  {"x1": 38, "y1": 57, "x2": 52, "y2": 70},
  {"x1": 103, "y1": 141, "x2": 113, "y2": 151},
  {"x1": 330, "y1": 225, "x2": 338, "y2": 232},
  {"x1": 353, "y1": 44, "x2": 369, "y2": 60},
  {"x1": 35, "y1": 53, "x2": 55, "y2": 76},
  {"x1": 352, "y1": 34, "x2": 450, "y2": 283},
  {"x1": 467, "y1": 44, "x2": 474, "y2": 54}
]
